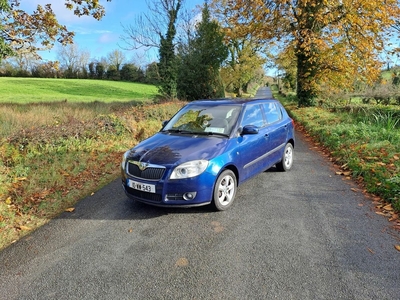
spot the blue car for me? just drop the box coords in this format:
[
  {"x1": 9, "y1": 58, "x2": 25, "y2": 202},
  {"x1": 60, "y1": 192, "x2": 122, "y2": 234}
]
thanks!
[{"x1": 121, "y1": 98, "x2": 295, "y2": 210}]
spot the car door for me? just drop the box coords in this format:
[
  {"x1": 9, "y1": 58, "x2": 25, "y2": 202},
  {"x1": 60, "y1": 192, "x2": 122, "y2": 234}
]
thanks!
[
  {"x1": 261, "y1": 102, "x2": 287, "y2": 163},
  {"x1": 237, "y1": 104, "x2": 275, "y2": 181}
]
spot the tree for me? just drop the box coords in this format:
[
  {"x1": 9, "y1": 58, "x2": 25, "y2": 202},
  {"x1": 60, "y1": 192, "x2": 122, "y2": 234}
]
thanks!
[
  {"x1": 120, "y1": 0, "x2": 192, "y2": 50},
  {"x1": 0, "y1": 0, "x2": 13, "y2": 61},
  {"x1": 211, "y1": 1, "x2": 267, "y2": 97},
  {"x1": 220, "y1": 41, "x2": 265, "y2": 97},
  {"x1": 177, "y1": 2, "x2": 228, "y2": 100},
  {"x1": 273, "y1": 46, "x2": 297, "y2": 92},
  {"x1": 144, "y1": 62, "x2": 160, "y2": 84},
  {"x1": 218, "y1": 0, "x2": 400, "y2": 106},
  {"x1": 0, "y1": 0, "x2": 110, "y2": 61},
  {"x1": 157, "y1": 0, "x2": 182, "y2": 99},
  {"x1": 95, "y1": 62, "x2": 105, "y2": 79},
  {"x1": 88, "y1": 61, "x2": 96, "y2": 78},
  {"x1": 106, "y1": 65, "x2": 119, "y2": 80},
  {"x1": 3, "y1": 52, "x2": 39, "y2": 76},
  {"x1": 31, "y1": 61, "x2": 60, "y2": 78},
  {"x1": 121, "y1": 0, "x2": 196, "y2": 98},
  {"x1": 120, "y1": 63, "x2": 144, "y2": 82},
  {"x1": 107, "y1": 49, "x2": 126, "y2": 71},
  {"x1": 56, "y1": 44, "x2": 90, "y2": 78}
]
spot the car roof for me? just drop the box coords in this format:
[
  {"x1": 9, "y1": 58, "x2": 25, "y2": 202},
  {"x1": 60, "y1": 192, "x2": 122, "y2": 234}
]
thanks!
[{"x1": 189, "y1": 98, "x2": 278, "y2": 106}]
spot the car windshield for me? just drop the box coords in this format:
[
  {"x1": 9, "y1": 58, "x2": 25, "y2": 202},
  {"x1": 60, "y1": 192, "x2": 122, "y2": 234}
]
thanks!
[{"x1": 163, "y1": 104, "x2": 240, "y2": 136}]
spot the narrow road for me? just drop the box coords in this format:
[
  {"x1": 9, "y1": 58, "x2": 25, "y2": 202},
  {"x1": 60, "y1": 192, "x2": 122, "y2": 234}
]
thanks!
[{"x1": 0, "y1": 119, "x2": 399, "y2": 299}]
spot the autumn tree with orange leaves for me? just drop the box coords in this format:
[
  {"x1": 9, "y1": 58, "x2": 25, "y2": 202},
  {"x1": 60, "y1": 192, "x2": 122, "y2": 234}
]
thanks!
[
  {"x1": 218, "y1": 0, "x2": 400, "y2": 106},
  {"x1": 0, "y1": 0, "x2": 110, "y2": 61}
]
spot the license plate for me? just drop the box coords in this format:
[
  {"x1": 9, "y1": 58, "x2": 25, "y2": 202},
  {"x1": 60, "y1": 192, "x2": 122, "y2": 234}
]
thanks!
[{"x1": 127, "y1": 179, "x2": 156, "y2": 193}]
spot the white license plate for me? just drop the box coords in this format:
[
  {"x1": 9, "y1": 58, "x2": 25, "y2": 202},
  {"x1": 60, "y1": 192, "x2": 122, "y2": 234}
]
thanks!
[{"x1": 127, "y1": 179, "x2": 156, "y2": 193}]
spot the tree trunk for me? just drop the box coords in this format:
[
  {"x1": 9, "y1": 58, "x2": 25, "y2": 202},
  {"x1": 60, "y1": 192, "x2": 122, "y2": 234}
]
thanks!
[{"x1": 296, "y1": 49, "x2": 318, "y2": 107}]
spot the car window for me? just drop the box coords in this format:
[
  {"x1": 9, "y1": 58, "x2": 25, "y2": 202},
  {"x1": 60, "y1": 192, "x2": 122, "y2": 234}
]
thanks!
[
  {"x1": 262, "y1": 102, "x2": 282, "y2": 124},
  {"x1": 241, "y1": 104, "x2": 264, "y2": 127},
  {"x1": 164, "y1": 104, "x2": 240, "y2": 135}
]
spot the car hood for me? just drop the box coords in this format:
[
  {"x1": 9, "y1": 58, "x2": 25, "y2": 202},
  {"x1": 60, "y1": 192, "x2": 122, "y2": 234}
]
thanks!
[{"x1": 127, "y1": 132, "x2": 229, "y2": 165}]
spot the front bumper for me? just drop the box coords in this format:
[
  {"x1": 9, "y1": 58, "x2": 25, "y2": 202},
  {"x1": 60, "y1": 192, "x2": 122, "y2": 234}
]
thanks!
[{"x1": 121, "y1": 171, "x2": 216, "y2": 208}]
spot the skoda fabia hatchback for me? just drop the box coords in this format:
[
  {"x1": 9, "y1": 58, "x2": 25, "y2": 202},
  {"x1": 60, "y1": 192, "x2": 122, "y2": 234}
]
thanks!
[{"x1": 121, "y1": 98, "x2": 295, "y2": 210}]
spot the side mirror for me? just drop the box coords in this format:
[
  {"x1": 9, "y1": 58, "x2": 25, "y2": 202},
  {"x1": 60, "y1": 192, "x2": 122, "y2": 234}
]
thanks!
[{"x1": 241, "y1": 125, "x2": 259, "y2": 135}]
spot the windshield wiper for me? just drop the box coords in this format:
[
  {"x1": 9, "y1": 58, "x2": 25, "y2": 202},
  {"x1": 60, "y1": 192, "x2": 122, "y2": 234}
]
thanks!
[
  {"x1": 162, "y1": 128, "x2": 196, "y2": 134},
  {"x1": 195, "y1": 131, "x2": 229, "y2": 137},
  {"x1": 163, "y1": 128, "x2": 229, "y2": 137}
]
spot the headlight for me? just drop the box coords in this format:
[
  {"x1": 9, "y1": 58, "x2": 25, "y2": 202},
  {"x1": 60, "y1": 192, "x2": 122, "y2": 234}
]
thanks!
[
  {"x1": 121, "y1": 151, "x2": 129, "y2": 170},
  {"x1": 170, "y1": 160, "x2": 209, "y2": 179}
]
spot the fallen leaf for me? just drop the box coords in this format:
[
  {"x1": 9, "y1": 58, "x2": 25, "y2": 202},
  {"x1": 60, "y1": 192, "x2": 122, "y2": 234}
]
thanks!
[
  {"x1": 5, "y1": 197, "x2": 12, "y2": 205},
  {"x1": 343, "y1": 171, "x2": 352, "y2": 176},
  {"x1": 91, "y1": 192, "x2": 95, "y2": 196},
  {"x1": 395, "y1": 245, "x2": 400, "y2": 252},
  {"x1": 16, "y1": 177, "x2": 27, "y2": 181},
  {"x1": 351, "y1": 188, "x2": 359, "y2": 192},
  {"x1": 335, "y1": 171, "x2": 343, "y2": 175},
  {"x1": 389, "y1": 214, "x2": 399, "y2": 222},
  {"x1": 372, "y1": 196, "x2": 381, "y2": 202},
  {"x1": 65, "y1": 207, "x2": 75, "y2": 212},
  {"x1": 365, "y1": 156, "x2": 378, "y2": 160},
  {"x1": 128, "y1": 228, "x2": 133, "y2": 233},
  {"x1": 393, "y1": 155, "x2": 399, "y2": 160},
  {"x1": 18, "y1": 225, "x2": 31, "y2": 231},
  {"x1": 376, "y1": 211, "x2": 388, "y2": 216},
  {"x1": 175, "y1": 257, "x2": 189, "y2": 267},
  {"x1": 383, "y1": 204, "x2": 393, "y2": 211}
]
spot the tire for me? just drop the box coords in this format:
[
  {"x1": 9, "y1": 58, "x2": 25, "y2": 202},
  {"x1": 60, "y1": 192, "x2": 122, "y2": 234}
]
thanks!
[
  {"x1": 276, "y1": 143, "x2": 294, "y2": 172},
  {"x1": 212, "y1": 170, "x2": 237, "y2": 211}
]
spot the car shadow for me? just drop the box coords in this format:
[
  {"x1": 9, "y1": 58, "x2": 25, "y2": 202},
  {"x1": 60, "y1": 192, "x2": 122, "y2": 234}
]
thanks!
[
  {"x1": 58, "y1": 164, "x2": 291, "y2": 222},
  {"x1": 56, "y1": 179, "x2": 216, "y2": 221}
]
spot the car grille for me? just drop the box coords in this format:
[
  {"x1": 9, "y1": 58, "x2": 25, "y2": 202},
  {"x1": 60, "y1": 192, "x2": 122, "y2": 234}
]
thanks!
[
  {"x1": 166, "y1": 194, "x2": 185, "y2": 201},
  {"x1": 127, "y1": 162, "x2": 165, "y2": 180},
  {"x1": 126, "y1": 186, "x2": 162, "y2": 202}
]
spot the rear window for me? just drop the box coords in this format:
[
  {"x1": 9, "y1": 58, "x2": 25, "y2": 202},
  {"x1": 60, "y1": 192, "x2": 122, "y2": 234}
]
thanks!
[
  {"x1": 262, "y1": 102, "x2": 282, "y2": 124},
  {"x1": 241, "y1": 104, "x2": 264, "y2": 127}
]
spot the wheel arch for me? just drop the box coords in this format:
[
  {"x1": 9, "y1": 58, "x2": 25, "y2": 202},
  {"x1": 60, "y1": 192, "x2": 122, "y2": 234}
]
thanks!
[
  {"x1": 288, "y1": 138, "x2": 295, "y2": 148},
  {"x1": 219, "y1": 164, "x2": 240, "y2": 186}
]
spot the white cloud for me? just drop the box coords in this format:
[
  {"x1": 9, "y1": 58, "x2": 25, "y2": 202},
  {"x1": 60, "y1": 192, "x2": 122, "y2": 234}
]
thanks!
[
  {"x1": 71, "y1": 26, "x2": 112, "y2": 35},
  {"x1": 98, "y1": 33, "x2": 118, "y2": 44}
]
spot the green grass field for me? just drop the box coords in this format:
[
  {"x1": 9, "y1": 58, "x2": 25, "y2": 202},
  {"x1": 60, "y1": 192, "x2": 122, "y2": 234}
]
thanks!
[{"x1": 0, "y1": 77, "x2": 159, "y2": 103}]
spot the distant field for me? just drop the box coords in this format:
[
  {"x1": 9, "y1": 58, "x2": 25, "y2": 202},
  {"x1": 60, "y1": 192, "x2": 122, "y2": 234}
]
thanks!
[{"x1": 0, "y1": 77, "x2": 159, "y2": 103}]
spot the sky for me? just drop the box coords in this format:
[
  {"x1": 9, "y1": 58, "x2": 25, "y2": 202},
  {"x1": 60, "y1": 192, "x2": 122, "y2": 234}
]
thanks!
[{"x1": 21, "y1": 0, "x2": 204, "y2": 65}]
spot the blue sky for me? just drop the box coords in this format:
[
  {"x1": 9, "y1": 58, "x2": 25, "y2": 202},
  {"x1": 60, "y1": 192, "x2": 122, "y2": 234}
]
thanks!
[{"x1": 22, "y1": 0, "x2": 204, "y2": 65}]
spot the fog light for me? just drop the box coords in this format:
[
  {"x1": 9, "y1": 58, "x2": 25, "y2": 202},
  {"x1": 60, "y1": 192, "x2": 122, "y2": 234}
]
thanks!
[{"x1": 183, "y1": 192, "x2": 197, "y2": 201}]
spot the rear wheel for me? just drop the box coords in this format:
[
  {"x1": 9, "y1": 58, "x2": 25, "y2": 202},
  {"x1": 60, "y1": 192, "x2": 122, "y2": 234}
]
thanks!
[
  {"x1": 212, "y1": 170, "x2": 237, "y2": 211},
  {"x1": 276, "y1": 143, "x2": 293, "y2": 171}
]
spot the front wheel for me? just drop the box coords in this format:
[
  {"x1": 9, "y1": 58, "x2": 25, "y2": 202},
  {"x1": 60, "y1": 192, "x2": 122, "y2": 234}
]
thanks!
[
  {"x1": 212, "y1": 170, "x2": 237, "y2": 211},
  {"x1": 276, "y1": 143, "x2": 294, "y2": 171}
]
